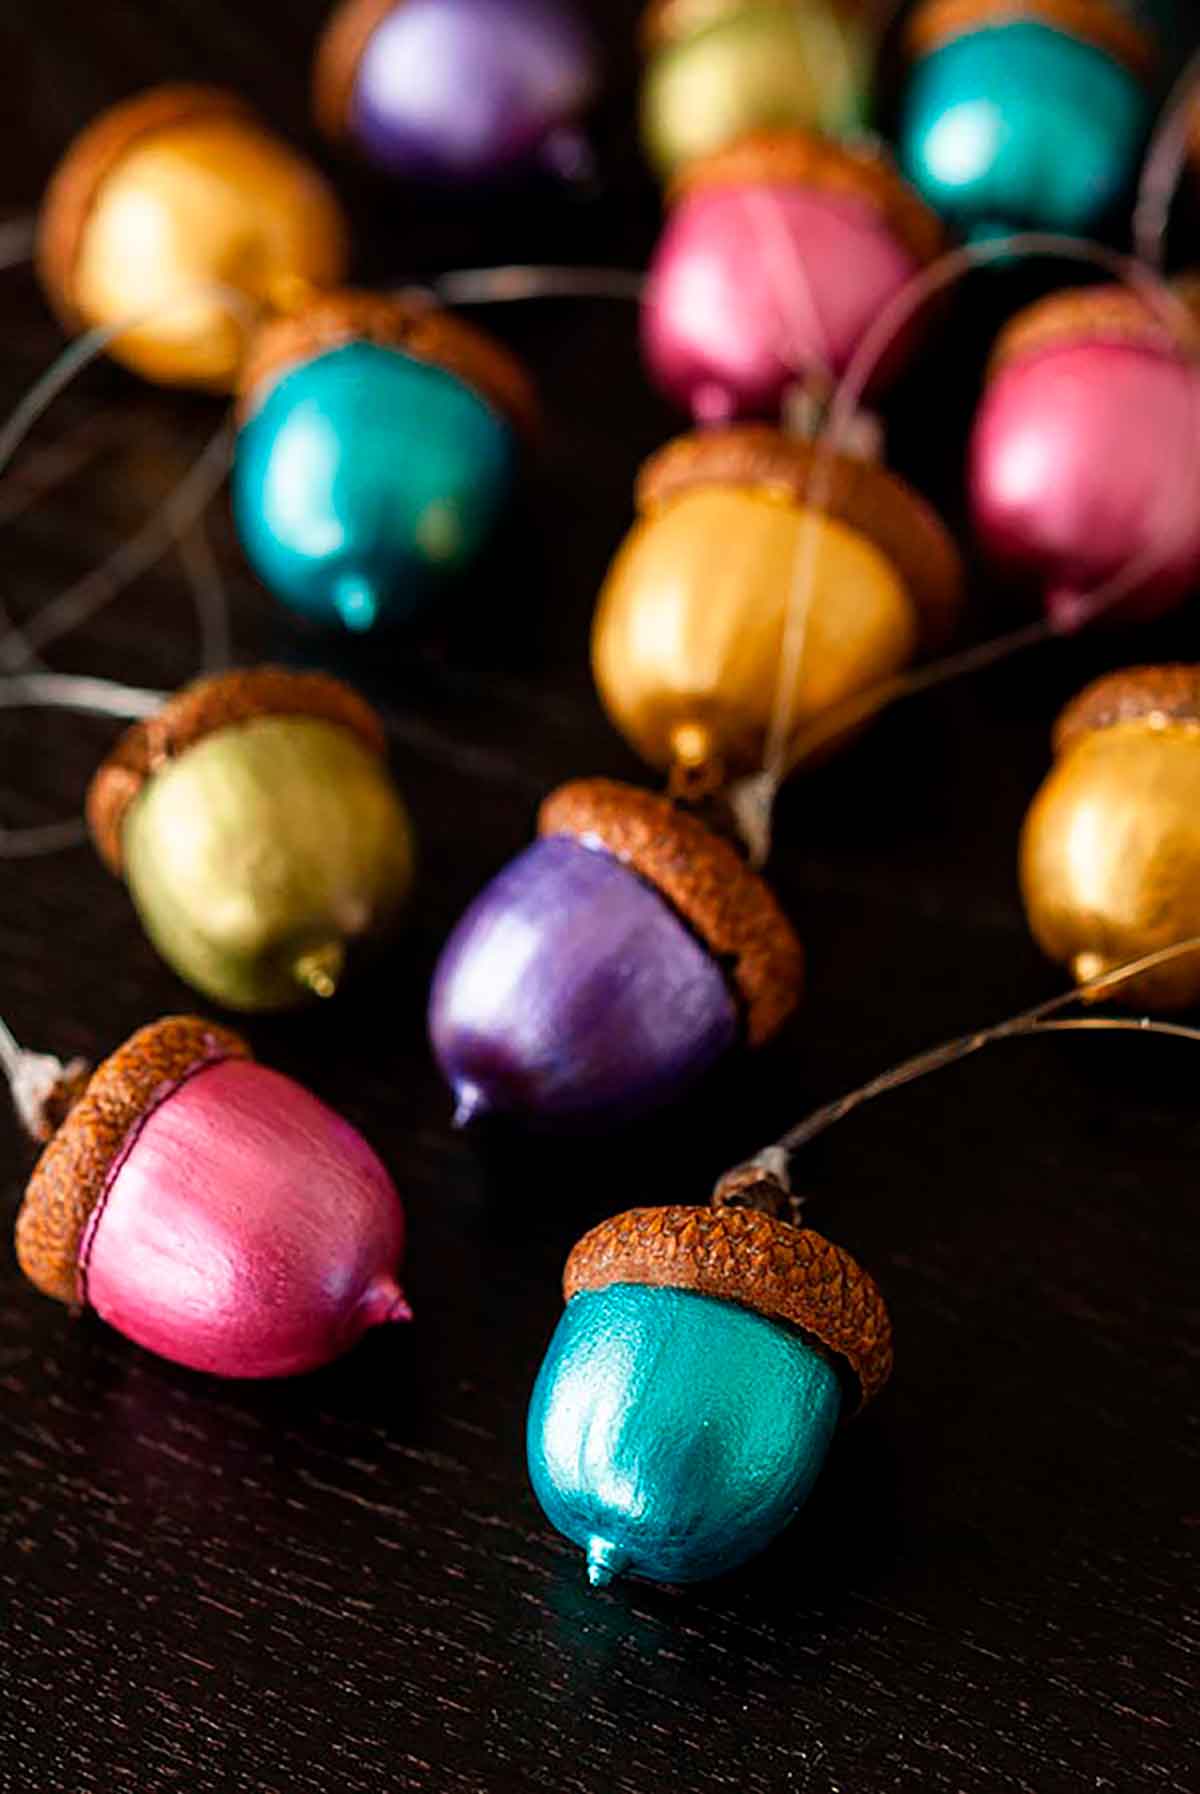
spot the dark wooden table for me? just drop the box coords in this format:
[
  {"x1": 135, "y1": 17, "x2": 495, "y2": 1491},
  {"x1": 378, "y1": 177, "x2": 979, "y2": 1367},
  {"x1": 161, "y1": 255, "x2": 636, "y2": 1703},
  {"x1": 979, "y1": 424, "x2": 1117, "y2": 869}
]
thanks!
[{"x1": 0, "y1": 6, "x2": 1196, "y2": 1791}]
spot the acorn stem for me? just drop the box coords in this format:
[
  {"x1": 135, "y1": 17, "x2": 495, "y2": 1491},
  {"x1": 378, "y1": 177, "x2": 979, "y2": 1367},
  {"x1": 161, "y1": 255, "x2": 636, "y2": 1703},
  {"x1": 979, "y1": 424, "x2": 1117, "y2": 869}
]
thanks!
[
  {"x1": 358, "y1": 1273, "x2": 413, "y2": 1329},
  {"x1": 586, "y1": 1537, "x2": 628, "y2": 1589},
  {"x1": 294, "y1": 942, "x2": 345, "y2": 1001}
]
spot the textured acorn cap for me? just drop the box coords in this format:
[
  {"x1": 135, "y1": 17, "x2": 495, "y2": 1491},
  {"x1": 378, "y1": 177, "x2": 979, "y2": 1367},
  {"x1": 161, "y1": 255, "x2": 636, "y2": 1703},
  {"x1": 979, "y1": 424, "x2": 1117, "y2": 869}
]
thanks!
[
  {"x1": 640, "y1": 0, "x2": 861, "y2": 52},
  {"x1": 237, "y1": 287, "x2": 539, "y2": 436},
  {"x1": 539, "y1": 778, "x2": 804, "y2": 1047},
  {"x1": 87, "y1": 666, "x2": 389, "y2": 876},
  {"x1": 1053, "y1": 665, "x2": 1200, "y2": 757},
  {"x1": 638, "y1": 426, "x2": 963, "y2": 653},
  {"x1": 669, "y1": 128, "x2": 944, "y2": 267},
  {"x1": 990, "y1": 279, "x2": 1200, "y2": 376},
  {"x1": 37, "y1": 85, "x2": 258, "y2": 333},
  {"x1": 15, "y1": 1016, "x2": 251, "y2": 1307},
  {"x1": 314, "y1": 0, "x2": 401, "y2": 140},
  {"x1": 564, "y1": 1205, "x2": 893, "y2": 1411},
  {"x1": 905, "y1": 0, "x2": 1156, "y2": 79}
]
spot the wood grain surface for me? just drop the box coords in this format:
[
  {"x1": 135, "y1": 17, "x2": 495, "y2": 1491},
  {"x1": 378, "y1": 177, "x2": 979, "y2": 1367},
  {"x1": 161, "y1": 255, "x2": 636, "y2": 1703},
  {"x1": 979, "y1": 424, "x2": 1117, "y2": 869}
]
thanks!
[{"x1": 0, "y1": 4, "x2": 1196, "y2": 1791}]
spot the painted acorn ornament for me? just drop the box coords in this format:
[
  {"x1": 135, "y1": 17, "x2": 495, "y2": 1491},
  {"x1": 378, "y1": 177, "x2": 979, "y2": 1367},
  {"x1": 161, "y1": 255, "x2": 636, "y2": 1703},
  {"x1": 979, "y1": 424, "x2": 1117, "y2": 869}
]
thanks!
[
  {"x1": 233, "y1": 291, "x2": 536, "y2": 632},
  {"x1": 14, "y1": 1016, "x2": 409, "y2": 1378},
  {"x1": 643, "y1": 131, "x2": 944, "y2": 424},
  {"x1": 593, "y1": 427, "x2": 963, "y2": 793},
  {"x1": 1021, "y1": 666, "x2": 1200, "y2": 1009},
  {"x1": 314, "y1": 0, "x2": 599, "y2": 184},
  {"x1": 429, "y1": 779, "x2": 804, "y2": 1128},
  {"x1": 639, "y1": 0, "x2": 873, "y2": 179},
  {"x1": 899, "y1": 0, "x2": 1156, "y2": 241},
  {"x1": 970, "y1": 282, "x2": 1200, "y2": 630},
  {"x1": 37, "y1": 85, "x2": 349, "y2": 390},
  {"x1": 528, "y1": 1199, "x2": 892, "y2": 1586},
  {"x1": 87, "y1": 667, "x2": 415, "y2": 1012}
]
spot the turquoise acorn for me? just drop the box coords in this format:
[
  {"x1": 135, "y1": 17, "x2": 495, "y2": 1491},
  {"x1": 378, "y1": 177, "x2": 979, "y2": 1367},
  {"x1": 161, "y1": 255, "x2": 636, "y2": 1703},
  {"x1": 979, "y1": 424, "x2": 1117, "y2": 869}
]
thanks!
[
  {"x1": 527, "y1": 1178, "x2": 892, "y2": 1588},
  {"x1": 898, "y1": 0, "x2": 1157, "y2": 241},
  {"x1": 233, "y1": 291, "x2": 536, "y2": 632}
]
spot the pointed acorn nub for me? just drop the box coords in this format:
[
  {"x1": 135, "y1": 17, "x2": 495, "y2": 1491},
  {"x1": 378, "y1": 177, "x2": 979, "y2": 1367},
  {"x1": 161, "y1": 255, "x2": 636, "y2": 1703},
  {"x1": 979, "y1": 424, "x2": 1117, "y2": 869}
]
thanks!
[
  {"x1": 334, "y1": 572, "x2": 383, "y2": 633},
  {"x1": 586, "y1": 1538, "x2": 628, "y2": 1589},
  {"x1": 358, "y1": 1272, "x2": 414, "y2": 1329},
  {"x1": 452, "y1": 1083, "x2": 492, "y2": 1130}
]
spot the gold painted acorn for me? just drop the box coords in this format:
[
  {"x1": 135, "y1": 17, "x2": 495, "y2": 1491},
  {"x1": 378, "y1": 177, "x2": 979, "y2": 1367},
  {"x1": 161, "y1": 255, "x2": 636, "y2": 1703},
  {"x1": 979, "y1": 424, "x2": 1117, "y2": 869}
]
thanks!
[
  {"x1": 38, "y1": 85, "x2": 349, "y2": 389},
  {"x1": 87, "y1": 666, "x2": 415, "y2": 1011},
  {"x1": 1021, "y1": 666, "x2": 1200, "y2": 1009},
  {"x1": 592, "y1": 426, "x2": 963, "y2": 793}
]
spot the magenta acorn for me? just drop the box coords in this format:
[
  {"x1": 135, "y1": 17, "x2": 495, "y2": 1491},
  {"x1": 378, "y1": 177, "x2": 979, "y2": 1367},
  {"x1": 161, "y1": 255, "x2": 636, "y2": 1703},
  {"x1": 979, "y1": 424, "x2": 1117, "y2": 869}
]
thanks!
[
  {"x1": 969, "y1": 282, "x2": 1200, "y2": 629},
  {"x1": 428, "y1": 779, "x2": 804, "y2": 1130},
  {"x1": 15, "y1": 1017, "x2": 409, "y2": 1379},
  {"x1": 642, "y1": 129, "x2": 943, "y2": 424}
]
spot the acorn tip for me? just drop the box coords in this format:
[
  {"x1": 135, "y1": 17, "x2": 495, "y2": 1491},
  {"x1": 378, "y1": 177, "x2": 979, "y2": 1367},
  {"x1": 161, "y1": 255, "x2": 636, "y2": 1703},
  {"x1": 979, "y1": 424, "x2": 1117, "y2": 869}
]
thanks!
[
  {"x1": 452, "y1": 1083, "x2": 491, "y2": 1130},
  {"x1": 585, "y1": 1538, "x2": 627, "y2": 1589},
  {"x1": 294, "y1": 941, "x2": 345, "y2": 1001},
  {"x1": 361, "y1": 1274, "x2": 413, "y2": 1329}
]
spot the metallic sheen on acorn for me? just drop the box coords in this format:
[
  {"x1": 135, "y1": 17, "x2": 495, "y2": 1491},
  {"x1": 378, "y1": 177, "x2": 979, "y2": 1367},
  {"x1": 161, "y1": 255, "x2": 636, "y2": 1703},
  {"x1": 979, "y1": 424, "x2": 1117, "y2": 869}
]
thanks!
[
  {"x1": 899, "y1": 0, "x2": 1155, "y2": 241},
  {"x1": 87, "y1": 667, "x2": 415, "y2": 1012},
  {"x1": 38, "y1": 85, "x2": 349, "y2": 390},
  {"x1": 528, "y1": 1198, "x2": 892, "y2": 1586},
  {"x1": 1022, "y1": 666, "x2": 1200, "y2": 1009},
  {"x1": 233, "y1": 291, "x2": 536, "y2": 632},
  {"x1": 593, "y1": 427, "x2": 963, "y2": 793},
  {"x1": 428, "y1": 779, "x2": 804, "y2": 1128},
  {"x1": 643, "y1": 130, "x2": 944, "y2": 423},
  {"x1": 315, "y1": 0, "x2": 598, "y2": 183},
  {"x1": 15, "y1": 1017, "x2": 410, "y2": 1379},
  {"x1": 639, "y1": 0, "x2": 873, "y2": 178},
  {"x1": 970, "y1": 281, "x2": 1200, "y2": 630}
]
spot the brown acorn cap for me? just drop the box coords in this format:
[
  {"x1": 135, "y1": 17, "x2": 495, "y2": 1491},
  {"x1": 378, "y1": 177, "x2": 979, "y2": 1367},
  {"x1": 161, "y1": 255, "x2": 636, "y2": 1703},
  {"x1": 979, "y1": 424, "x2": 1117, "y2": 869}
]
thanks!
[
  {"x1": 236, "y1": 288, "x2": 539, "y2": 437},
  {"x1": 669, "y1": 128, "x2": 944, "y2": 268},
  {"x1": 37, "y1": 85, "x2": 257, "y2": 332},
  {"x1": 905, "y1": 0, "x2": 1156, "y2": 79},
  {"x1": 87, "y1": 666, "x2": 389, "y2": 877},
  {"x1": 538, "y1": 778, "x2": 804, "y2": 1046},
  {"x1": 15, "y1": 1016, "x2": 251, "y2": 1307},
  {"x1": 314, "y1": 0, "x2": 401, "y2": 140},
  {"x1": 1053, "y1": 665, "x2": 1200, "y2": 757},
  {"x1": 637, "y1": 425, "x2": 963, "y2": 653},
  {"x1": 990, "y1": 278, "x2": 1200, "y2": 376},
  {"x1": 563, "y1": 1205, "x2": 893, "y2": 1411}
]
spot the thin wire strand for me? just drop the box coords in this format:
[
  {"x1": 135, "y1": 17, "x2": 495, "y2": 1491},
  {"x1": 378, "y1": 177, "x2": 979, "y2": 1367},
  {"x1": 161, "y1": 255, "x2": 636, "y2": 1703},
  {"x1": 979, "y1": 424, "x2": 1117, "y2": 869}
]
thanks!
[
  {"x1": 744, "y1": 232, "x2": 1200, "y2": 863},
  {"x1": 1133, "y1": 46, "x2": 1200, "y2": 269},
  {"x1": 429, "y1": 265, "x2": 646, "y2": 306},
  {"x1": 175, "y1": 512, "x2": 232, "y2": 673},
  {"x1": 769, "y1": 935, "x2": 1200, "y2": 1161},
  {"x1": 0, "y1": 1013, "x2": 26, "y2": 1081},
  {"x1": 0, "y1": 284, "x2": 253, "y2": 674}
]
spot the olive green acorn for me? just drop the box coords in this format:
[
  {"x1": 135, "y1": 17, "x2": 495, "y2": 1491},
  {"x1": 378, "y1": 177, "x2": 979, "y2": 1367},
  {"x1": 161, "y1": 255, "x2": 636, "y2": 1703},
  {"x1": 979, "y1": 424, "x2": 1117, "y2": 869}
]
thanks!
[{"x1": 87, "y1": 667, "x2": 415, "y2": 1011}]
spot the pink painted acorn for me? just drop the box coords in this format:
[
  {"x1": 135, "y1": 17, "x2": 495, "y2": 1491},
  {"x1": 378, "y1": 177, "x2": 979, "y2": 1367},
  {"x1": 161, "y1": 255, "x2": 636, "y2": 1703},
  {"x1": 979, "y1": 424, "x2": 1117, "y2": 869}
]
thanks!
[
  {"x1": 14, "y1": 1016, "x2": 409, "y2": 1378},
  {"x1": 970, "y1": 281, "x2": 1200, "y2": 629},
  {"x1": 642, "y1": 128, "x2": 944, "y2": 424}
]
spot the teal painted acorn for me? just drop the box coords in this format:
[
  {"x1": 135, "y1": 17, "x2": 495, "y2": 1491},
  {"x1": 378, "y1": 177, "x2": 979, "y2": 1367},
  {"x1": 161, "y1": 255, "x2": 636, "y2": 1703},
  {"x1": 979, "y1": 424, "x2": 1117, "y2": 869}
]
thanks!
[
  {"x1": 899, "y1": 0, "x2": 1156, "y2": 241},
  {"x1": 527, "y1": 1179, "x2": 892, "y2": 1587},
  {"x1": 233, "y1": 290, "x2": 536, "y2": 632}
]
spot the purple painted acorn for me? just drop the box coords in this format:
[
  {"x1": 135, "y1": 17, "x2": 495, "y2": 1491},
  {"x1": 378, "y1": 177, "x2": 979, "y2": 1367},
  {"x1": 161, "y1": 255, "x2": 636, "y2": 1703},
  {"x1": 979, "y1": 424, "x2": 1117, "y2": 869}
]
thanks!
[
  {"x1": 428, "y1": 779, "x2": 804, "y2": 1128},
  {"x1": 314, "y1": 0, "x2": 599, "y2": 185}
]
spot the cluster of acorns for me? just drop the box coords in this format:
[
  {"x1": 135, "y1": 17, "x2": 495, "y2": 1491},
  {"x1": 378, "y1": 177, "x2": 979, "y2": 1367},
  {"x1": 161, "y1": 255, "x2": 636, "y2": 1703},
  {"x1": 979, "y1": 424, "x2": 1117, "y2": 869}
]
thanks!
[{"x1": 10, "y1": 0, "x2": 1200, "y2": 1592}]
